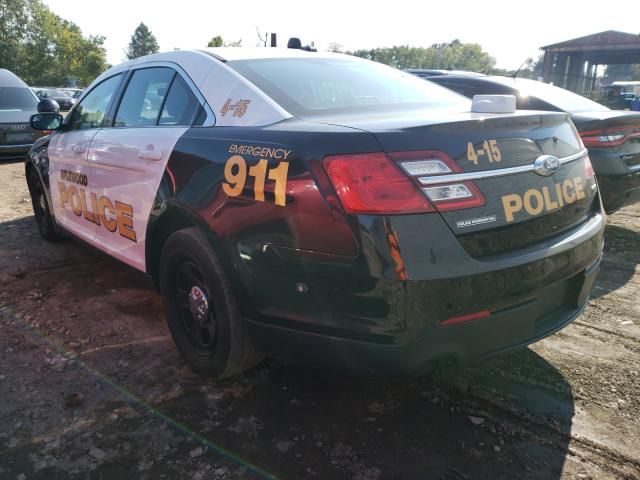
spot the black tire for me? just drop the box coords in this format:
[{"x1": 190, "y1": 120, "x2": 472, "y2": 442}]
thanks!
[
  {"x1": 159, "y1": 228, "x2": 263, "y2": 379},
  {"x1": 27, "y1": 168, "x2": 63, "y2": 242}
]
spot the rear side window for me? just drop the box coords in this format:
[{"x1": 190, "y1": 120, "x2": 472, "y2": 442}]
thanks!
[
  {"x1": 516, "y1": 95, "x2": 558, "y2": 111},
  {"x1": 70, "y1": 74, "x2": 123, "y2": 131},
  {"x1": 227, "y1": 58, "x2": 470, "y2": 117},
  {"x1": 115, "y1": 68, "x2": 175, "y2": 127},
  {"x1": 430, "y1": 80, "x2": 484, "y2": 99},
  {"x1": 159, "y1": 75, "x2": 200, "y2": 126},
  {"x1": 511, "y1": 78, "x2": 609, "y2": 113},
  {"x1": 0, "y1": 87, "x2": 38, "y2": 111}
]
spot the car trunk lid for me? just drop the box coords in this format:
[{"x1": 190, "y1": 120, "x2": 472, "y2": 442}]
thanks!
[
  {"x1": 572, "y1": 110, "x2": 640, "y2": 169},
  {"x1": 315, "y1": 109, "x2": 598, "y2": 257},
  {"x1": 0, "y1": 110, "x2": 36, "y2": 146}
]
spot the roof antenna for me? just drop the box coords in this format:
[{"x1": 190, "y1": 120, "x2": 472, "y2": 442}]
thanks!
[
  {"x1": 256, "y1": 27, "x2": 268, "y2": 47},
  {"x1": 511, "y1": 58, "x2": 529, "y2": 78}
]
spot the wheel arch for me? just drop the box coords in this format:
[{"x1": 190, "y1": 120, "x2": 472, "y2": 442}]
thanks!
[
  {"x1": 25, "y1": 137, "x2": 55, "y2": 223},
  {"x1": 145, "y1": 201, "x2": 229, "y2": 290}
]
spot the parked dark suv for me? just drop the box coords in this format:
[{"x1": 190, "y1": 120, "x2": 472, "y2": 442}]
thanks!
[{"x1": 0, "y1": 69, "x2": 44, "y2": 161}]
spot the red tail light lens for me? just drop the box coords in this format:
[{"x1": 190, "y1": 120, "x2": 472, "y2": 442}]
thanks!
[
  {"x1": 323, "y1": 150, "x2": 486, "y2": 215},
  {"x1": 584, "y1": 156, "x2": 595, "y2": 178},
  {"x1": 323, "y1": 153, "x2": 434, "y2": 214},
  {"x1": 580, "y1": 125, "x2": 640, "y2": 147}
]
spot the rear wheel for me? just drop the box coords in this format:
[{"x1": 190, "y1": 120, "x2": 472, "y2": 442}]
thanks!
[
  {"x1": 27, "y1": 168, "x2": 62, "y2": 242},
  {"x1": 159, "y1": 228, "x2": 263, "y2": 379}
]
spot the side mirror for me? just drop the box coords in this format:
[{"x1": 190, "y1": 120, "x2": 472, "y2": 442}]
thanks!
[
  {"x1": 30, "y1": 112, "x2": 63, "y2": 131},
  {"x1": 37, "y1": 98, "x2": 60, "y2": 113}
]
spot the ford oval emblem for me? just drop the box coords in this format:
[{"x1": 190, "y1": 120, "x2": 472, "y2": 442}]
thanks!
[{"x1": 533, "y1": 155, "x2": 560, "y2": 177}]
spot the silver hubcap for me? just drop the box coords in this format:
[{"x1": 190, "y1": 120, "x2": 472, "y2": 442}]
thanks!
[{"x1": 188, "y1": 286, "x2": 209, "y2": 323}]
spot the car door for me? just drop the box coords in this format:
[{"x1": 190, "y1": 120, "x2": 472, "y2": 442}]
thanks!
[
  {"x1": 88, "y1": 66, "x2": 204, "y2": 271},
  {"x1": 48, "y1": 73, "x2": 124, "y2": 244}
]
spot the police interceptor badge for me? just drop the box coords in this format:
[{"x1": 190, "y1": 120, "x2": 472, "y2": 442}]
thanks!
[{"x1": 456, "y1": 215, "x2": 497, "y2": 229}]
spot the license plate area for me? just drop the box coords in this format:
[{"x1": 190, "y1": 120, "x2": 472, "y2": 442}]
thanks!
[{"x1": 5, "y1": 132, "x2": 32, "y2": 143}]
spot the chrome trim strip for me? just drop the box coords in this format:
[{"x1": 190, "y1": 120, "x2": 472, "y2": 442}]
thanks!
[
  {"x1": 418, "y1": 149, "x2": 588, "y2": 186},
  {"x1": 0, "y1": 144, "x2": 32, "y2": 150}
]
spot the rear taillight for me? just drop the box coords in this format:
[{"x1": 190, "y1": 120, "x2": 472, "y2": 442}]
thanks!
[
  {"x1": 584, "y1": 156, "x2": 595, "y2": 178},
  {"x1": 392, "y1": 150, "x2": 485, "y2": 211},
  {"x1": 323, "y1": 150, "x2": 485, "y2": 214},
  {"x1": 322, "y1": 153, "x2": 434, "y2": 214},
  {"x1": 580, "y1": 125, "x2": 640, "y2": 147}
]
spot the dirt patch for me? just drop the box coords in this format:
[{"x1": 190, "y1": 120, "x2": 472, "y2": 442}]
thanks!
[{"x1": 1, "y1": 160, "x2": 639, "y2": 479}]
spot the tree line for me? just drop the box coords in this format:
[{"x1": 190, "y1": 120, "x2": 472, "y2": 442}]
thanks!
[
  {"x1": 0, "y1": 0, "x2": 108, "y2": 86},
  {"x1": 347, "y1": 40, "x2": 497, "y2": 73},
  {"x1": 0, "y1": 0, "x2": 552, "y2": 89}
]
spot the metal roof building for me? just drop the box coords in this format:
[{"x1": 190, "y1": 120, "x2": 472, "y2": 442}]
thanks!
[{"x1": 541, "y1": 30, "x2": 640, "y2": 94}]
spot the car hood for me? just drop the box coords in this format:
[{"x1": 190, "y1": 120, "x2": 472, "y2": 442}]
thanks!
[{"x1": 0, "y1": 109, "x2": 33, "y2": 124}]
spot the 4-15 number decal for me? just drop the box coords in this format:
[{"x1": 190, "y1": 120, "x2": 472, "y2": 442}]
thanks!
[
  {"x1": 223, "y1": 155, "x2": 289, "y2": 206},
  {"x1": 467, "y1": 140, "x2": 502, "y2": 165}
]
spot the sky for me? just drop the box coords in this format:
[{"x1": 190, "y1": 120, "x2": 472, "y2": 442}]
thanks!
[{"x1": 43, "y1": 0, "x2": 639, "y2": 70}]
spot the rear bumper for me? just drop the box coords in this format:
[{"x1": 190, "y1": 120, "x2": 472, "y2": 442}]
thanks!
[
  {"x1": 0, "y1": 143, "x2": 31, "y2": 161},
  {"x1": 588, "y1": 147, "x2": 640, "y2": 213},
  {"x1": 235, "y1": 211, "x2": 605, "y2": 375},
  {"x1": 597, "y1": 173, "x2": 640, "y2": 213},
  {"x1": 247, "y1": 257, "x2": 599, "y2": 375}
]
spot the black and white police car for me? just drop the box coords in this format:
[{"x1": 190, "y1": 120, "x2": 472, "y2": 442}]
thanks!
[{"x1": 26, "y1": 46, "x2": 604, "y2": 378}]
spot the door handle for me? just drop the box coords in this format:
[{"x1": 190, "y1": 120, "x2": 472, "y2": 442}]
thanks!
[
  {"x1": 71, "y1": 144, "x2": 86, "y2": 154},
  {"x1": 137, "y1": 147, "x2": 163, "y2": 161}
]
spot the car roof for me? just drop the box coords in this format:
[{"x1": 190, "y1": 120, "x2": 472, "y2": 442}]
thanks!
[
  {"x1": 108, "y1": 48, "x2": 344, "y2": 74},
  {"x1": 408, "y1": 69, "x2": 486, "y2": 77},
  {"x1": 198, "y1": 47, "x2": 343, "y2": 62},
  {"x1": 0, "y1": 68, "x2": 30, "y2": 88},
  {"x1": 96, "y1": 48, "x2": 352, "y2": 86}
]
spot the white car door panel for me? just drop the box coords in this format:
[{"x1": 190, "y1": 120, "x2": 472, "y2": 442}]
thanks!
[
  {"x1": 88, "y1": 127, "x2": 188, "y2": 271},
  {"x1": 48, "y1": 130, "x2": 99, "y2": 243},
  {"x1": 87, "y1": 66, "x2": 204, "y2": 272},
  {"x1": 48, "y1": 72, "x2": 124, "y2": 244}
]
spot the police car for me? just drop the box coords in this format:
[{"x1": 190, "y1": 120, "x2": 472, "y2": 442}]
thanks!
[{"x1": 26, "y1": 46, "x2": 605, "y2": 378}]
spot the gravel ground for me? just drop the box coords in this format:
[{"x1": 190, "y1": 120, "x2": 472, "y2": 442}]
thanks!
[{"x1": 0, "y1": 159, "x2": 639, "y2": 480}]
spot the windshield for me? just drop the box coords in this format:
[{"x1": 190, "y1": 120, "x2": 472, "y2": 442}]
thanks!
[
  {"x1": 492, "y1": 77, "x2": 609, "y2": 113},
  {"x1": 0, "y1": 86, "x2": 38, "y2": 111},
  {"x1": 227, "y1": 57, "x2": 470, "y2": 117}
]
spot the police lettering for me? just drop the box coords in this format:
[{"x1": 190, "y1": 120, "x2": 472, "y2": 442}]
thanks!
[
  {"x1": 58, "y1": 182, "x2": 137, "y2": 242},
  {"x1": 502, "y1": 177, "x2": 586, "y2": 222},
  {"x1": 60, "y1": 169, "x2": 88, "y2": 186}
]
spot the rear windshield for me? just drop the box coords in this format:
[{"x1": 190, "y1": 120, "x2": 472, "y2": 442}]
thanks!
[
  {"x1": 0, "y1": 87, "x2": 38, "y2": 111},
  {"x1": 227, "y1": 57, "x2": 470, "y2": 117},
  {"x1": 493, "y1": 77, "x2": 609, "y2": 113}
]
